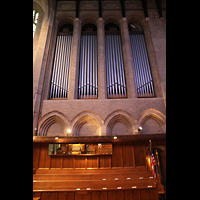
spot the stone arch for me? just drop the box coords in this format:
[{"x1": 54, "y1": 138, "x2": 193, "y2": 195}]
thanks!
[
  {"x1": 71, "y1": 111, "x2": 103, "y2": 136},
  {"x1": 38, "y1": 111, "x2": 70, "y2": 136},
  {"x1": 55, "y1": 13, "x2": 75, "y2": 32},
  {"x1": 103, "y1": 11, "x2": 122, "y2": 29},
  {"x1": 80, "y1": 13, "x2": 98, "y2": 28},
  {"x1": 126, "y1": 13, "x2": 145, "y2": 31},
  {"x1": 105, "y1": 110, "x2": 136, "y2": 135},
  {"x1": 137, "y1": 109, "x2": 166, "y2": 134}
]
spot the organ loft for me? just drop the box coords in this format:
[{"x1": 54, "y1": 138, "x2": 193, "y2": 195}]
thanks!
[{"x1": 33, "y1": 0, "x2": 166, "y2": 200}]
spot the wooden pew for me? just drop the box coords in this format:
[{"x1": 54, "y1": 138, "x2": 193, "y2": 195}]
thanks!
[
  {"x1": 33, "y1": 187, "x2": 159, "y2": 200},
  {"x1": 34, "y1": 166, "x2": 147, "y2": 174},
  {"x1": 33, "y1": 166, "x2": 164, "y2": 194}
]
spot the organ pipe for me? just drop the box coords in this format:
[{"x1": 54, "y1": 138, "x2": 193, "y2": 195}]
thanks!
[
  {"x1": 105, "y1": 33, "x2": 127, "y2": 98},
  {"x1": 130, "y1": 32, "x2": 154, "y2": 97},
  {"x1": 50, "y1": 34, "x2": 72, "y2": 99},
  {"x1": 78, "y1": 34, "x2": 98, "y2": 98}
]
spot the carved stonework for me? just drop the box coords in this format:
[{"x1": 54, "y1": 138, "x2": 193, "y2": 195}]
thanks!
[
  {"x1": 147, "y1": 0, "x2": 157, "y2": 9},
  {"x1": 57, "y1": 2, "x2": 76, "y2": 11},
  {"x1": 125, "y1": 0, "x2": 143, "y2": 10},
  {"x1": 80, "y1": 1, "x2": 98, "y2": 10},
  {"x1": 102, "y1": 1, "x2": 120, "y2": 9},
  {"x1": 148, "y1": 10, "x2": 159, "y2": 26}
]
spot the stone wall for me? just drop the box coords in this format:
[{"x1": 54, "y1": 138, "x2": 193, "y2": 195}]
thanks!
[{"x1": 33, "y1": 0, "x2": 166, "y2": 136}]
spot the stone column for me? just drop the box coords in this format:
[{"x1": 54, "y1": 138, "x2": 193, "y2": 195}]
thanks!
[
  {"x1": 68, "y1": 18, "x2": 81, "y2": 100},
  {"x1": 97, "y1": 18, "x2": 107, "y2": 99},
  {"x1": 120, "y1": 17, "x2": 136, "y2": 98},
  {"x1": 33, "y1": 8, "x2": 55, "y2": 135}
]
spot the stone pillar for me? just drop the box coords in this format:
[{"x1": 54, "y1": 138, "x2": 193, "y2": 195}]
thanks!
[
  {"x1": 146, "y1": 10, "x2": 166, "y2": 106},
  {"x1": 33, "y1": 9, "x2": 55, "y2": 135},
  {"x1": 120, "y1": 17, "x2": 136, "y2": 98},
  {"x1": 97, "y1": 18, "x2": 107, "y2": 99},
  {"x1": 68, "y1": 18, "x2": 81, "y2": 100}
]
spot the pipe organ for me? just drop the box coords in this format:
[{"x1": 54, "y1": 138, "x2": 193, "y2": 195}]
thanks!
[
  {"x1": 129, "y1": 24, "x2": 155, "y2": 97},
  {"x1": 49, "y1": 23, "x2": 155, "y2": 100},
  {"x1": 78, "y1": 24, "x2": 98, "y2": 99},
  {"x1": 105, "y1": 24, "x2": 127, "y2": 98},
  {"x1": 49, "y1": 25, "x2": 73, "y2": 99}
]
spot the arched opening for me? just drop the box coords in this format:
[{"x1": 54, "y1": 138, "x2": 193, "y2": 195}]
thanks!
[
  {"x1": 106, "y1": 114, "x2": 133, "y2": 135},
  {"x1": 105, "y1": 23, "x2": 127, "y2": 98},
  {"x1": 72, "y1": 114, "x2": 101, "y2": 136},
  {"x1": 49, "y1": 23, "x2": 73, "y2": 99},
  {"x1": 78, "y1": 24, "x2": 98, "y2": 99}
]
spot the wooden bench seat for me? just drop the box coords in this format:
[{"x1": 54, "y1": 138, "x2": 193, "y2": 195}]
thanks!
[
  {"x1": 33, "y1": 166, "x2": 164, "y2": 194},
  {"x1": 33, "y1": 179, "x2": 158, "y2": 190},
  {"x1": 33, "y1": 172, "x2": 153, "y2": 181},
  {"x1": 33, "y1": 187, "x2": 159, "y2": 200},
  {"x1": 35, "y1": 166, "x2": 147, "y2": 174}
]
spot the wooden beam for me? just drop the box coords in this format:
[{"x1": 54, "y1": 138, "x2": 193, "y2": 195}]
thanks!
[{"x1": 33, "y1": 133, "x2": 166, "y2": 145}]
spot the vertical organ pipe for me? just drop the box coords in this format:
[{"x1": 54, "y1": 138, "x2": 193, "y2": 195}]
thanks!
[
  {"x1": 50, "y1": 35, "x2": 60, "y2": 98},
  {"x1": 78, "y1": 33, "x2": 98, "y2": 98},
  {"x1": 94, "y1": 35, "x2": 98, "y2": 96},
  {"x1": 50, "y1": 34, "x2": 72, "y2": 99},
  {"x1": 105, "y1": 33, "x2": 127, "y2": 97},
  {"x1": 130, "y1": 32, "x2": 154, "y2": 97}
]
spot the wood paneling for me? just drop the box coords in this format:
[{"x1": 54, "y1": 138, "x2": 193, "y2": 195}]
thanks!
[
  {"x1": 35, "y1": 143, "x2": 148, "y2": 169},
  {"x1": 122, "y1": 144, "x2": 135, "y2": 167},
  {"x1": 75, "y1": 156, "x2": 86, "y2": 168},
  {"x1": 51, "y1": 156, "x2": 62, "y2": 168},
  {"x1": 112, "y1": 145, "x2": 123, "y2": 167},
  {"x1": 100, "y1": 155, "x2": 111, "y2": 168},
  {"x1": 63, "y1": 156, "x2": 73, "y2": 168},
  {"x1": 134, "y1": 145, "x2": 146, "y2": 166},
  {"x1": 87, "y1": 156, "x2": 98, "y2": 168}
]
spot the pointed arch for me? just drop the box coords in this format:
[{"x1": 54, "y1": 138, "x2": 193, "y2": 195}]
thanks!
[
  {"x1": 105, "y1": 110, "x2": 136, "y2": 135},
  {"x1": 71, "y1": 110, "x2": 103, "y2": 136},
  {"x1": 137, "y1": 109, "x2": 166, "y2": 133},
  {"x1": 38, "y1": 111, "x2": 70, "y2": 136}
]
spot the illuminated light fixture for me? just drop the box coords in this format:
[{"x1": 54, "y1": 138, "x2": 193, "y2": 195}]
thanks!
[
  {"x1": 115, "y1": 178, "x2": 118, "y2": 180},
  {"x1": 103, "y1": 188, "x2": 107, "y2": 190},
  {"x1": 114, "y1": 136, "x2": 117, "y2": 139},
  {"x1": 148, "y1": 186, "x2": 153, "y2": 188},
  {"x1": 139, "y1": 177, "x2": 143, "y2": 179},
  {"x1": 103, "y1": 179, "x2": 106, "y2": 180},
  {"x1": 76, "y1": 188, "x2": 81, "y2": 190},
  {"x1": 55, "y1": 135, "x2": 59, "y2": 140},
  {"x1": 67, "y1": 129, "x2": 71, "y2": 134},
  {"x1": 117, "y1": 187, "x2": 122, "y2": 189},
  {"x1": 149, "y1": 177, "x2": 154, "y2": 179},
  {"x1": 127, "y1": 178, "x2": 131, "y2": 180},
  {"x1": 86, "y1": 188, "x2": 90, "y2": 190},
  {"x1": 132, "y1": 186, "x2": 137, "y2": 188},
  {"x1": 138, "y1": 126, "x2": 142, "y2": 131}
]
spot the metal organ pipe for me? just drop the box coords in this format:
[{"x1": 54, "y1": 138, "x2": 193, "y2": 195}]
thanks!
[
  {"x1": 130, "y1": 32, "x2": 154, "y2": 97},
  {"x1": 50, "y1": 34, "x2": 72, "y2": 99},
  {"x1": 78, "y1": 33, "x2": 98, "y2": 98},
  {"x1": 105, "y1": 33, "x2": 127, "y2": 98}
]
